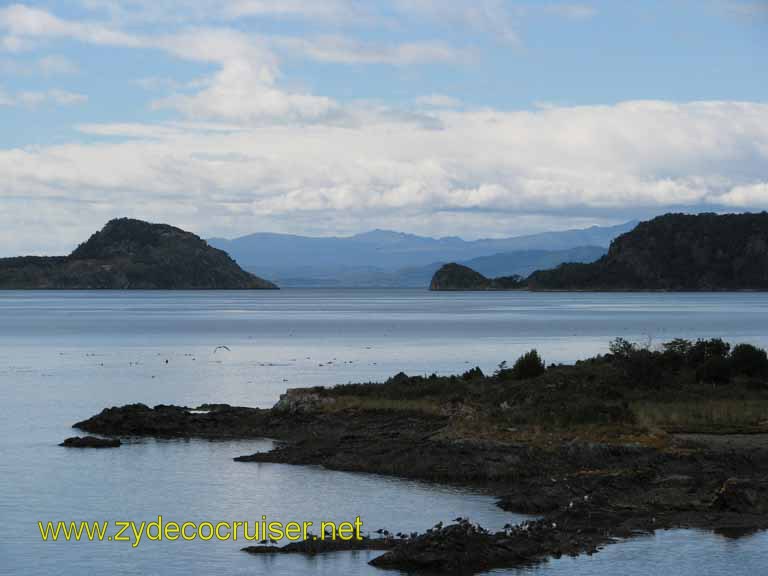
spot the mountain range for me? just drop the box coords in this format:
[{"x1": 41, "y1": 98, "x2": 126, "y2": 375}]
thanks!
[{"x1": 208, "y1": 221, "x2": 635, "y2": 287}]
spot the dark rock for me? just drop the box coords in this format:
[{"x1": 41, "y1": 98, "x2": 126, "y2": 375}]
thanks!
[
  {"x1": 73, "y1": 403, "x2": 272, "y2": 438},
  {"x1": 242, "y1": 536, "x2": 393, "y2": 556},
  {"x1": 712, "y1": 477, "x2": 768, "y2": 514},
  {"x1": 60, "y1": 436, "x2": 121, "y2": 448}
]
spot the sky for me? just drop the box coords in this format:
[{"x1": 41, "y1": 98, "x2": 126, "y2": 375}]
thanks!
[{"x1": 0, "y1": 0, "x2": 767, "y2": 255}]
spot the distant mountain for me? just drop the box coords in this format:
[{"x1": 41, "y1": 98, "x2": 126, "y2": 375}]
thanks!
[
  {"x1": 208, "y1": 222, "x2": 632, "y2": 287},
  {"x1": 0, "y1": 218, "x2": 277, "y2": 289},
  {"x1": 529, "y1": 212, "x2": 768, "y2": 291},
  {"x1": 248, "y1": 246, "x2": 606, "y2": 288},
  {"x1": 459, "y1": 246, "x2": 606, "y2": 279},
  {"x1": 429, "y1": 263, "x2": 525, "y2": 291}
]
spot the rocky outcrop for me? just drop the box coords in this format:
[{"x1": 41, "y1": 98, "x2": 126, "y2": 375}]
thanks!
[
  {"x1": 273, "y1": 388, "x2": 337, "y2": 413},
  {"x1": 429, "y1": 263, "x2": 525, "y2": 291},
  {"x1": 73, "y1": 403, "x2": 271, "y2": 438},
  {"x1": 59, "y1": 436, "x2": 121, "y2": 448},
  {"x1": 242, "y1": 536, "x2": 393, "y2": 556},
  {"x1": 0, "y1": 218, "x2": 277, "y2": 289}
]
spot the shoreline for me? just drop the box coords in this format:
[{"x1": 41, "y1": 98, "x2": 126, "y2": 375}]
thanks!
[{"x1": 70, "y1": 401, "x2": 768, "y2": 573}]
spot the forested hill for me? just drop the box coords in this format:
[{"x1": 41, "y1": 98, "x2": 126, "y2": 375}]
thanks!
[
  {"x1": 528, "y1": 212, "x2": 768, "y2": 290},
  {"x1": 0, "y1": 218, "x2": 277, "y2": 290}
]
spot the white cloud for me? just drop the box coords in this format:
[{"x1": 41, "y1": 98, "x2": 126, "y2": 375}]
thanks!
[
  {"x1": 0, "y1": 54, "x2": 78, "y2": 75},
  {"x1": 393, "y1": 0, "x2": 522, "y2": 44},
  {"x1": 0, "y1": 4, "x2": 141, "y2": 48},
  {"x1": 79, "y1": 0, "x2": 368, "y2": 24},
  {"x1": 224, "y1": 0, "x2": 367, "y2": 21},
  {"x1": 0, "y1": 87, "x2": 87, "y2": 107},
  {"x1": 543, "y1": 4, "x2": 597, "y2": 20},
  {"x1": 717, "y1": 183, "x2": 768, "y2": 206},
  {"x1": 2, "y1": 100, "x2": 767, "y2": 254},
  {"x1": 416, "y1": 94, "x2": 462, "y2": 108},
  {"x1": 152, "y1": 59, "x2": 337, "y2": 122},
  {"x1": 37, "y1": 54, "x2": 79, "y2": 75},
  {"x1": 274, "y1": 36, "x2": 468, "y2": 65}
]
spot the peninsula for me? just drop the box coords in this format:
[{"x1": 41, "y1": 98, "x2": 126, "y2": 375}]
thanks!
[
  {"x1": 70, "y1": 338, "x2": 768, "y2": 574},
  {"x1": 432, "y1": 212, "x2": 768, "y2": 291},
  {"x1": 0, "y1": 218, "x2": 277, "y2": 290}
]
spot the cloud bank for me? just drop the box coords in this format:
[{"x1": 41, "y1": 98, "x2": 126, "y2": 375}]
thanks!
[{"x1": 0, "y1": 3, "x2": 765, "y2": 255}]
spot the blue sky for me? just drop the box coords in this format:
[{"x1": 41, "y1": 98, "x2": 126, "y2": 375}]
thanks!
[{"x1": 0, "y1": 1, "x2": 767, "y2": 254}]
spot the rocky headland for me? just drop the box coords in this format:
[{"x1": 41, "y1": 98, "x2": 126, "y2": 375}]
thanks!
[
  {"x1": 432, "y1": 212, "x2": 768, "y2": 291},
  {"x1": 0, "y1": 218, "x2": 277, "y2": 289}
]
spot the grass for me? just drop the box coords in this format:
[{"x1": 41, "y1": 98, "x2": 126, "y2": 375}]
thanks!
[
  {"x1": 632, "y1": 399, "x2": 768, "y2": 433},
  {"x1": 320, "y1": 396, "x2": 446, "y2": 416}
]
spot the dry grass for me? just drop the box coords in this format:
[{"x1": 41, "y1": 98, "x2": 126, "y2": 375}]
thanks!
[
  {"x1": 632, "y1": 400, "x2": 768, "y2": 433},
  {"x1": 320, "y1": 395, "x2": 445, "y2": 416}
]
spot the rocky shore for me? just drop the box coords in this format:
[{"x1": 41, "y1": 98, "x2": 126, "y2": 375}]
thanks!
[
  {"x1": 70, "y1": 341, "x2": 768, "y2": 573},
  {"x1": 59, "y1": 436, "x2": 121, "y2": 448}
]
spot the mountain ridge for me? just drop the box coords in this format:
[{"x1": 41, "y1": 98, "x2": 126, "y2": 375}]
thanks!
[{"x1": 209, "y1": 221, "x2": 634, "y2": 286}]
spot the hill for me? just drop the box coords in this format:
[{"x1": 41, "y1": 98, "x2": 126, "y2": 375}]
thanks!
[
  {"x1": 0, "y1": 218, "x2": 277, "y2": 289},
  {"x1": 528, "y1": 212, "x2": 768, "y2": 290},
  {"x1": 429, "y1": 263, "x2": 525, "y2": 291}
]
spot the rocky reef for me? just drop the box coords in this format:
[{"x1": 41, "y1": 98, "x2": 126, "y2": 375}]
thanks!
[{"x1": 59, "y1": 436, "x2": 121, "y2": 448}]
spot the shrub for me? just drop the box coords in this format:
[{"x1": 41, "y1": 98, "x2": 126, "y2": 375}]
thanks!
[
  {"x1": 624, "y1": 348, "x2": 664, "y2": 387},
  {"x1": 461, "y1": 366, "x2": 485, "y2": 381},
  {"x1": 662, "y1": 338, "x2": 693, "y2": 357},
  {"x1": 696, "y1": 356, "x2": 731, "y2": 384},
  {"x1": 730, "y1": 343, "x2": 768, "y2": 379},
  {"x1": 609, "y1": 337, "x2": 636, "y2": 360},
  {"x1": 511, "y1": 350, "x2": 546, "y2": 380},
  {"x1": 659, "y1": 338, "x2": 692, "y2": 372},
  {"x1": 688, "y1": 338, "x2": 730, "y2": 367}
]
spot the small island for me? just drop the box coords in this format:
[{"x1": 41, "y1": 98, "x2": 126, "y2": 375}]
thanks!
[
  {"x1": 429, "y1": 263, "x2": 525, "y2": 291},
  {"x1": 0, "y1": 218, "x2": 277, "y2": 290},
  {"x1": 432, "y1": 212, "x2": 768, "y2": 291}
]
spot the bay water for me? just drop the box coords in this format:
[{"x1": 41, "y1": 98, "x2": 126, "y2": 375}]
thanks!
[{"x1": 1, "y1": 290, "x2": 767, "y2": 575}]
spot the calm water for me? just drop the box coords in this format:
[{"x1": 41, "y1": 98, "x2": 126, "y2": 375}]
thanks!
[{"x1": 1, "y1": 290, "x2": 767, "y2": 575}]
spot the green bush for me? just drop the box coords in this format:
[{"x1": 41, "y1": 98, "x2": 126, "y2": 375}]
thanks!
[
  {"x1": 696, "y1": 356, "x2": 731, "y2": 384},
  {"x1": 688, "y1": 338, "x2": 730, "y2": 367},
  {"x1": 511, "y1": 350, "x2": 546, "y2": 380},
  {"x1": 730, "y1": 343, "x2": 768, "y2": 378},
  {"x1": 609, "y1": 337, "x2": 636, "y2": 360},
  {"x1": 461, "y1": 366, "x2": 485, "y2": 380}
]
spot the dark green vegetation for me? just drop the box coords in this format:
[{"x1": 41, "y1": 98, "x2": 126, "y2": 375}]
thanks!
[
  {"x1": 0, "y1": 218, "x2": 277, "y2": 289},
  {"x1": 429, "y1": 263, "x2": 526, "y2": 291},
  {"x1": 315, "y1": 338, "x2": 768, "y2": 436},
  {"x1": 433, "y1": 212, "x2": 768, "y2": 291},
  {"x1": 529, "y1": 212, "x2": 768, "y2": 290}
]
